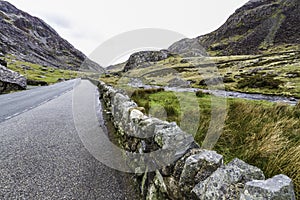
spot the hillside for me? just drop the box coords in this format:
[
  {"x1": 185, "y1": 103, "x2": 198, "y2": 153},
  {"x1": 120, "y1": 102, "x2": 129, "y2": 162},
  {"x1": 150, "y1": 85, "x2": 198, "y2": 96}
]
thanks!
[
  {"x1": 169, "y1": 0, "x2": 299, "y2": 56},
  {"x1": 103, "y1": 0, "x2": 300, "y2": 98},
  {"x1": 0, "y1": 0, "x2": 103, "y2": 72}
]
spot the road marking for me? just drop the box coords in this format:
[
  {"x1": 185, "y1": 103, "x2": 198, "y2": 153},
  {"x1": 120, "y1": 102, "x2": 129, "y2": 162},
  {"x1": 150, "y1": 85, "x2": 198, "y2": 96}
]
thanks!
[
  {"x1": 12, "y1": 113, "x2": 20, "y2": 117},
  {"x1": 0, "y1": 81, "x2": 76, "y2": 123}
]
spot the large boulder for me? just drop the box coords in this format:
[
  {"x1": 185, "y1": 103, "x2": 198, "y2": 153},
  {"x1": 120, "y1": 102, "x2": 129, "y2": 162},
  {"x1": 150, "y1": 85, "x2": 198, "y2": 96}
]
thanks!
[
  {"x1": 168, "y1": 38, "x2": 207, "y2": 57},
  {"x1": 0, "y1": 64, "x2": 27, "y2": 94},
  {"x1": 123, "y1": 50, "x2": 174, "y2": 72}
]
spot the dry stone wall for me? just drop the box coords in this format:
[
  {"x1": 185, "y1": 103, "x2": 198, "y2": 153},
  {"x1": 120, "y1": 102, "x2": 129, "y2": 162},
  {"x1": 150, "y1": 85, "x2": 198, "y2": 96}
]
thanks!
[{"x1": 96, "y1": 80, "x2": 296, "y2": 200}]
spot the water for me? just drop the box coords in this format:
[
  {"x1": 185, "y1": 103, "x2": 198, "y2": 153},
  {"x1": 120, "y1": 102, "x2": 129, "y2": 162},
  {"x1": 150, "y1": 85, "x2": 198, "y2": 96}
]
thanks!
[{"x1": 127, "y1": 79, "x2": 298, "y2": 105}]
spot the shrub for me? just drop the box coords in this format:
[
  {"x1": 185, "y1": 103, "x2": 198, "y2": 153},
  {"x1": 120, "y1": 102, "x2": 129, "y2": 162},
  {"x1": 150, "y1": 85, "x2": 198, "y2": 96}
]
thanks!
[
  {"x1": 131, "y1": 88, "x2": 164, "y2": 99},
  {"x1": 195, "y1": 90, "x2": 208, "y2": 97},
  {"x1": 237, "y1": 74, "x2": 283, "y2": 89}
]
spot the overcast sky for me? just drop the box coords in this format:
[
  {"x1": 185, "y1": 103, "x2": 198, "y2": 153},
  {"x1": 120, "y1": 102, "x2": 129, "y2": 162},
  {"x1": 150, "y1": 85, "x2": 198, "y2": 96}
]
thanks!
[{"x1": 8, "y1": 0, "x2": 249, "y2": 56}]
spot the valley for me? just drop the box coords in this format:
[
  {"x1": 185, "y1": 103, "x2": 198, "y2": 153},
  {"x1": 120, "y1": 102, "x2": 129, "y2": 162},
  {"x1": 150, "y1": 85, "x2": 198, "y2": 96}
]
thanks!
[{"x1": 0, "y1": 0, "x2": 299, "y2": 199}]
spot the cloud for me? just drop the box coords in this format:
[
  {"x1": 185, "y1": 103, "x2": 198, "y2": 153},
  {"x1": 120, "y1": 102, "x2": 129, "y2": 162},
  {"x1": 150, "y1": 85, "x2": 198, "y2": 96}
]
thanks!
[
  {"x1": 7, "y1": 0, "x2": 250, "y2": 55},
  {"x1": 43, "y1": 13, "x2": 72, "y2": 29}
]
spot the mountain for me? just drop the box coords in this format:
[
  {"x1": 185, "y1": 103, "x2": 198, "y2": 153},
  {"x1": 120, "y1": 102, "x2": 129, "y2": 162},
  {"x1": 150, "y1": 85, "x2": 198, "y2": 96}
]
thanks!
[
  {"x1": 0, "y1": 1, "x2": 104, "y2": 72},
  {"x1": 169, "y1": 0, "x2": 300, "y2": 56}
]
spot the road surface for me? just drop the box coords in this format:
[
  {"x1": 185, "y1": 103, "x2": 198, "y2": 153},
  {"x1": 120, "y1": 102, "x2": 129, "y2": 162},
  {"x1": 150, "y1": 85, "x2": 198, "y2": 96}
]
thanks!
[
  {"x1": 0, "y1": 79, "x2": 79, "y2": 123},
  {"x1": 0, "y1": 79, "x2": 140, "y2": 199}
]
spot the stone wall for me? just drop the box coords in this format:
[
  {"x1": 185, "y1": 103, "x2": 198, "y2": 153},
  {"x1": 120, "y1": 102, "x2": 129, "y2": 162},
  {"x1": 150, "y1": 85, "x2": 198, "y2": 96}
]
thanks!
[{"x1": 96, "y1": 80, "x2": 296, "y2": 200}]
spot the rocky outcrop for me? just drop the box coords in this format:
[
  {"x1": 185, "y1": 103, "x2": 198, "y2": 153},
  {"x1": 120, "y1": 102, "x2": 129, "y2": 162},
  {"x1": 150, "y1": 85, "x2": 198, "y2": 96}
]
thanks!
[
  {"x1": 123, "y1": 50, "x2": 174, "y2": 72},
  {"x1": 0, "y1": 63, "x2": 26, "y2": 93},
  {"x1": 96, "y1": 80, "x2": 296, "y2": 200},
  {"x1": 169, "y1": 0, "x2": 300, "y2": 56},
  {"x1": 168, "y1": 38, "x2": 207, "y2": 57},
  {"x1": 0, "y1": 1, "x2": 104, "y2": 72}
]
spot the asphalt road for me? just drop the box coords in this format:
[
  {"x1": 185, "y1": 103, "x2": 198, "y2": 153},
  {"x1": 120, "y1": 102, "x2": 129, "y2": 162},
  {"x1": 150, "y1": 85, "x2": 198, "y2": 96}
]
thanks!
[
  {"x1": 0, "y1": 79, "x2": 79, "y2": 123},
  {"x1": 0, "y1": 80, "x2": 140, "y2": 199}
]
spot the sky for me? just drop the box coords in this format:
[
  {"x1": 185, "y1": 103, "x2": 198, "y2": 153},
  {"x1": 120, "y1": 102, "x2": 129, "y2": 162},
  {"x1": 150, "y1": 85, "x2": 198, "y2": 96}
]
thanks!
[{"x1": 7, "y1": 0, "x2": 249, "y2": 59}]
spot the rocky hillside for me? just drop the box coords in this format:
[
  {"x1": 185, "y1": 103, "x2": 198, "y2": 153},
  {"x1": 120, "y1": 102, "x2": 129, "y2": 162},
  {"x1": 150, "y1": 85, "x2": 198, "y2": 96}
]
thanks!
[
  {"x1": 0, "y1": 1, "x2": 103, "y2": 72},
  {"x1": 123, "y1": 50, "x2": 174, "y2": 72},
  {"x1": 169, "y1": 0, "x2": 300, "y2": 56}
]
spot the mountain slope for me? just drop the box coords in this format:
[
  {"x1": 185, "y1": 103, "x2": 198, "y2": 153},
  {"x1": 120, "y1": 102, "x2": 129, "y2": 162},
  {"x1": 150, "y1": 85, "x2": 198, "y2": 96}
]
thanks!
[
  {"x1": 0, "y1": 1, "x2": 104, "y2": 72},
  {"x1": 169, "y1": 0, "x2": 300, "y2": 56}
]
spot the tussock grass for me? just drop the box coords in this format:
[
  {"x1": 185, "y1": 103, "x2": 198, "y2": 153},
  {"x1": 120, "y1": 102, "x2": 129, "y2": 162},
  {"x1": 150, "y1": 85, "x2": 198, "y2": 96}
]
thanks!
[
  {"x1": 131, "y1": 89, "x2": 300, "y2": 199},
  {"x1": 220, "y1": 101, "x2": 300, "y2": 199}
]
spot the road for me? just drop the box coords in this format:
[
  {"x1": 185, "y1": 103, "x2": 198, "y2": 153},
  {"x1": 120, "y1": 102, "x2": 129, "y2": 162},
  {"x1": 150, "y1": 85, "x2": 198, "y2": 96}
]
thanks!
[
  {"x1": 0, "y1": 80, "x2": 140, "y2": 199},
  {"x1": 0, "y1": 79, "x2": 79, "y2": 123}
]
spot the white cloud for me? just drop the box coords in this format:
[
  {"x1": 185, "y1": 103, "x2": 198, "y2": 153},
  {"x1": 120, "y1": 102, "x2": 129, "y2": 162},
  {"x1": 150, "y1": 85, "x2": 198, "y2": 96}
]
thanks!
[{"x1": 7, "y1": 0, "x2": 249, "y2": 55}]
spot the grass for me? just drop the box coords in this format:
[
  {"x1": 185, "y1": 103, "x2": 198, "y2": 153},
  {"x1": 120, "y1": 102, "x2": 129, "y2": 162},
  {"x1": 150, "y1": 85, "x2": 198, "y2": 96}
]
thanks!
[
  {"x1": 101, "y1": 46, "x2": 300, "y2": 197},
  {"x1": 130, "y1": 89, "x2": 300, "y2": 199},
  {"x1": 1, "y1": 55, "x2": 98, "y2": 86},
  {"x1": 237, "y1": 74, "x2": 284, "y2": 89},
  {"x1": 104, "y1": 44, "x2": 300, "y2": 98}
]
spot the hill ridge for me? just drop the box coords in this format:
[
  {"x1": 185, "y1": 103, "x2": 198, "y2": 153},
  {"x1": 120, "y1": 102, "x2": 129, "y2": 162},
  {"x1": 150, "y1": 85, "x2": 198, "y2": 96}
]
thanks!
[{"x1": 0, "y1": 0, "x2": 104, "y2": 72}]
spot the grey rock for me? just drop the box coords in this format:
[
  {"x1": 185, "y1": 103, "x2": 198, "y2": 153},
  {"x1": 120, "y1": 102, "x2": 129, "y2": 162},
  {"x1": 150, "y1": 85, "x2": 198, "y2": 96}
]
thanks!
[
  {"x1": 191, "y1": 158, "x2": 265, "y2": 200},
  {"x1": 149, "y1": 170, "x2": 168, "y2": 199},
  {"x1": 111, "y1": 93, "x2": 137, "y2": 131},
  {"x1": 132, "y1": 115, "x2": 168, "y2": 139},
  {"x1": 179, "y1": 150, "x2": 223, "y2": 195},
  {"x1": 111, "y1": 93, "x2": 138, "y2": 135},
  {"x1": 168, "y1": 38, "x2": 207, "y2": 57},
  {"x1": 173, "y1": 148, "x2": 203, "y2": 180},
  {"x1": 154, "y1": 122, "x2": 195, "y2": 164},
  {"x1": 0, "y1": 64, "x2": 26, "y2": 93},
  {"x1": 240, "y1": 174, "x2": 296, "y2": 200},
  {"x1": 124, "y1": 50, "x2": 173, "y2": 72}
]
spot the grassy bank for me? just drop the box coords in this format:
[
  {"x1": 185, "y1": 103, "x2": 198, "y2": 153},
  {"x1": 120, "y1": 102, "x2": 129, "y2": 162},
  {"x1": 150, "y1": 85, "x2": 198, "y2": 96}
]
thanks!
[
  {"x1": 1, "y1": 55, "x2": 99, "y2": 86},
  {"x1": 131, "y1": 88, "x2": 300, "y2": 199}
]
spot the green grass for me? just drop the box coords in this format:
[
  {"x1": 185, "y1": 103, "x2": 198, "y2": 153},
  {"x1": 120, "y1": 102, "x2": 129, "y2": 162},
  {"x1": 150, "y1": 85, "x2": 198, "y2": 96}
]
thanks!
[
  {"x1": 101, "y1": 43, "x2": 300, "y2": 198},
  {"x1": 130, "y1": 89, "x2": 300, "y2": 199},
  {"x1": 1, "y1": 55, "x2": 97, "y2": 86},
  {"x1": 105, "y1": 45, "x2": 300, "y2": 98}
]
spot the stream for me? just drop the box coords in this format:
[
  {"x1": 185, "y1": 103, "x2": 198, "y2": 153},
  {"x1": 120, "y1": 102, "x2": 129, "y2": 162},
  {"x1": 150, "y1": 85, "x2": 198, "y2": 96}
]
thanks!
[{"x1": 128, "y1": 80, "x2": 299, "y2": 105}]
